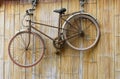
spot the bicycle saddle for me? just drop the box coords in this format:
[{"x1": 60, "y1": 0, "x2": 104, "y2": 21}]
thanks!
[{"x1": 53, "y1": 8, "x2": 66, "y2": 14}]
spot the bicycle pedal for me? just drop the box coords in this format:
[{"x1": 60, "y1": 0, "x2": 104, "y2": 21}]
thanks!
[{"x1": 55, "y1": 49, "x2": 61, "y2": 55}]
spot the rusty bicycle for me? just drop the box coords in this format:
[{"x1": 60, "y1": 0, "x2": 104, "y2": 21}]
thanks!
[{"x1": 8, "y1": 0, "x2": 100, "y2": 67}]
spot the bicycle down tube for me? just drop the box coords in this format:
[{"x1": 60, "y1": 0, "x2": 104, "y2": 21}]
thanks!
[{"x1": 28, "y1": 17, "x2": 80, "y2": 43}]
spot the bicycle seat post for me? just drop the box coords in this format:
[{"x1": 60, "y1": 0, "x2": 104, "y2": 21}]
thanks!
[{"x1": 58, "y1": 13, "x2": 62, "y2": 39}]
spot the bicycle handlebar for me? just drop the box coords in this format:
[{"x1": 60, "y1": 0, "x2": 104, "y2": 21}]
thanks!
[{"x1": 26, "y1": 9, "x2": 35, "y2": 15}]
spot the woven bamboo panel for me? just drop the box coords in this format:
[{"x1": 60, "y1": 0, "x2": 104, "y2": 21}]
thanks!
[{"x1": 0, "y1": 0, "x2": 120, "y2": 79}]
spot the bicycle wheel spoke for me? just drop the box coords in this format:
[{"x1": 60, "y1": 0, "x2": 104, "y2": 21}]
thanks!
[
  {"x1": 14, "y1": 56, "x2": 21, "y2": 64},
  {"x1": 8, "y1": 31, "x2": 45, "y2": 67},
  {"x1": 83, "y1": 21, "x2": 93, "y2": 31},
  {"x1": 74, "y1": 17, "x2": 81, "y2": 30},
  {"x1": 84, "y1": 35, "x2": 96, "y2": 41},
  {"x1": 84, "y1": 35, "x2": 96, "y2": 44},
  {"x1": 63, "y1": 14, "x2": 100, "y2": 50},
  {"x1": 32, "y1": 50, "x2": 42, "y2": 60},
  {"x1": 63, "y1": 28, "x2": 78, "y2": 33},
  {"x1": 66, "y1": 20, "x2": 79, "y2": 31},
  {"x1": 15, "y1": 36, "x2": 25, "y2": 48},
  {"x1": 12, "y1": 50, "x2": 25, "y2": 65},
  {"x1": 20, "y1": 34, "x2": 27, "y2": 47},
  {"x1": 78, "y1": 17, "x2": 84, "y2": 30},
  {"x1": 10, "y1": 46, "x2": 24, "y2": 51},
  {"x1": 66, "y1": 32, "x2": 80, "y2": 40}
]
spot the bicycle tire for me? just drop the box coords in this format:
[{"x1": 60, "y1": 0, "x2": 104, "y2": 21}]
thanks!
[
  {"x1": 8, "y1": 31, "x2": 45, "y2": 68},
  {"x1": 63, "y1": 13, "x2": 100, "y2": 51}
]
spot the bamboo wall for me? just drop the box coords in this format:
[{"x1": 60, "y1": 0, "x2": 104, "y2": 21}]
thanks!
[{"x1": 0, "y1": 0, "x2": 120, "y2": 79}]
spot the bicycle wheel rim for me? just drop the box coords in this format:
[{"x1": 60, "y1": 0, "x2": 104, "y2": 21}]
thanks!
[
  {"x1": 63, "y1": 13, "x2": 100, "y2": 51},
  {"x1": 8, "y1": 31, "x2": 45, "y2": 68}
]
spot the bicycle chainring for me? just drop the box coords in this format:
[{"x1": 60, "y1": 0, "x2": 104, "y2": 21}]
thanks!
[{"x1": 53, "y1": 37, "x2": 65, "y2": 49}]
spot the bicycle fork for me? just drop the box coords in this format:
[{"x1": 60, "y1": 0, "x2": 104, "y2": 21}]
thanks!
[{"x1": 26, "y1": 20, "x2": 32, "y2": 50}]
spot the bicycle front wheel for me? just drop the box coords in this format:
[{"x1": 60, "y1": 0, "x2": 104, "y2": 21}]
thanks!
[
  {"x1": 63, "y1": 13, "x2": 100, "y2": 51},
  {"x1": 8, "y1": 31, "x2": 45, "y2": 68}
]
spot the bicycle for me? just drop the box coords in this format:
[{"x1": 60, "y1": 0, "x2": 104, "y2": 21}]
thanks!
[{"x1": 8, "y1": 0, "x2": 100, "y2": 68}]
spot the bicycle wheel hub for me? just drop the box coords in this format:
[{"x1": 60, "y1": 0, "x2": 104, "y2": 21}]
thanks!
[
  {"x1": 25, "y1": 48, "x2": 28, "y2": 50},
  {"x1": 79, "y1": 31, "x2": 84, "y2": 37}
]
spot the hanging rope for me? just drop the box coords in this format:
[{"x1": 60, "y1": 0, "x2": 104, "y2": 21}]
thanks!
[
  {"x1": 80, "y1": 0, "x2": 85, "y2": 7},
  {"x1": 32, "y1": 0, "x2": 38, "y2": 9},
  {"x1": 80, "y1": 0, "x2": 86, "y2": 12}
]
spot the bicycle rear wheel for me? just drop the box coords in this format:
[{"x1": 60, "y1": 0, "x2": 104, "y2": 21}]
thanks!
[
  {"x1": 63, "y1": 13, "x2": 100, "y2": 51},
  {"x1": 8, "y1": 31, "x2": 45, "y2": 68}
]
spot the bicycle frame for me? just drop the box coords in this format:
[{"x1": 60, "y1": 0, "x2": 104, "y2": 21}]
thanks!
[
  {"x1": 27, "y1": 13, "x2": 79, "y2": 42},
  {"x1": 8, "y1": 0, "x2": 100, "y2": 68},
  {"x1": 27, "y1": 14, "x2": 63, "y2": 40}
]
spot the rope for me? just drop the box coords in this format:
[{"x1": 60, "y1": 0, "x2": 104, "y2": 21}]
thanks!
[
  {"x1": 80, "y1": 0, "x2": 86, "y2": 12},
  {"x1": 32, "y1": 0, "x2": 38, "y2": 9}
]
